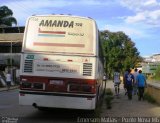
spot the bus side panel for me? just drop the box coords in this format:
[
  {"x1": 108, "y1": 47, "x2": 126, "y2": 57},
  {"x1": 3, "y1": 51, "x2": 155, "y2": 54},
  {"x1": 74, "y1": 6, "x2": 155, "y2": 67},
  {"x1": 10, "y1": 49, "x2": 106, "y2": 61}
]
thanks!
[{"x1": 95, "y1": 57, "x2": 105, "y2": 102}]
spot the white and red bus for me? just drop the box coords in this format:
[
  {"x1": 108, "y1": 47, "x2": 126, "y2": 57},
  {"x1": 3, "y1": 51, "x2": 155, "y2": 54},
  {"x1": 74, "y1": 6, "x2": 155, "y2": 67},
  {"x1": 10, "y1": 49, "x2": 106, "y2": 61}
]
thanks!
[{"x1": 19, "y1": 15, "x2": 105, "y2": 110}]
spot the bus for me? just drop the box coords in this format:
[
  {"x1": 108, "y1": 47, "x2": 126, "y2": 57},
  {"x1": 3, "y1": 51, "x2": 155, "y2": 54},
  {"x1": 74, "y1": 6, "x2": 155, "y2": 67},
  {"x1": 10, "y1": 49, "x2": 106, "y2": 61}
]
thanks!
[{"x1": 19, "y1": 14, "x2": 105, "y2": 110}]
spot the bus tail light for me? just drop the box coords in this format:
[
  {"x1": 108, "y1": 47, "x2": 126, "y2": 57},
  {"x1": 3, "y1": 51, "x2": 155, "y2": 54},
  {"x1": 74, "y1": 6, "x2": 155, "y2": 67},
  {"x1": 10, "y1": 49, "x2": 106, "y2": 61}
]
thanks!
[
  {"x1": 91, "y1": 85, "x2": 96, "y2": 93},
  {"x1": 82, "y1": 85, "x2": 92, "y2": 92},
  {"x1": 21, "y1": 82, "x2": 32, "y2": 89},
  {"x1": 33, "y1": 83, "x2": 44, "y2": 90},
  {"x1": 85, "y1": 79, "x2": 96, "y2": 93},
  {"x1": 20, "y1": 81, "x2": 45, "y2": 90},
  {"x1": 68, "y1": 84, "x2": 95, "y2": 93}
]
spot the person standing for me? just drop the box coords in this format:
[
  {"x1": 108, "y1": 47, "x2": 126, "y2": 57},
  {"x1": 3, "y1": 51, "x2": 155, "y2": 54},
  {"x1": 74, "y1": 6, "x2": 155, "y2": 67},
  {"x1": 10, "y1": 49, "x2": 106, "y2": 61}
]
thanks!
[
  {"x1": 125, "y1": 69, "x2": 134, "y2": 100},
  {"x1": 113, "y1": 69, "x2": 121, "y2": 96},
  {"x1": 6, "y1": 72, "x2": 11, "y2": 91},
  {"x1": 103, "y1": 74, "x2": 107, "y2": 82},
  {"x1": 133, "y1": 68, "x2": 139, "y2": 95},
  {"x1": 123, "y1": 69, "x2": 128, "y2": 95},
  {"x1": 136, "y1": 70, "x2": 147, "y2": 101}
]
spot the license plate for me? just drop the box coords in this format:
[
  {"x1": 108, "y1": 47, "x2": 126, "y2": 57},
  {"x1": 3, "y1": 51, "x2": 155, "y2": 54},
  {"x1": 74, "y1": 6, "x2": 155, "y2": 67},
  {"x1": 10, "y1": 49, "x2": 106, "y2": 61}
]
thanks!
[{"x1": 50, "y1": 80, "x2": 63, "y2": 85}]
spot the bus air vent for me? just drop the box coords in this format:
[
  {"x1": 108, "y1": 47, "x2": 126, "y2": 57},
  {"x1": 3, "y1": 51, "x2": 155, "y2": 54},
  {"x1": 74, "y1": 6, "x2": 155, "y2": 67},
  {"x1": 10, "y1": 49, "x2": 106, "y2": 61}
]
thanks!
[
  {"x1": 24, "y1": 60, "x2": 33, "y2": 72},
  {"x1": 83, "y1": 63, "x2": 92, "y2": 76}
]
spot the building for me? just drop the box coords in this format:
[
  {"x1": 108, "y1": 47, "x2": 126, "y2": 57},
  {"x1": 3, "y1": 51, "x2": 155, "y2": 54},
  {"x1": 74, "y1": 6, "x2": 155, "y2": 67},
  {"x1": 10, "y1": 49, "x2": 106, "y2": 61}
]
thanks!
[
  {"x1": 142, "y1": 54, "x2": 160, "y2": 76},
  {"x1": 0, "y1": 26, "x2": 24, "y2": 70},
  {"x1": 151, "y1": 53, "x2": 160, "y2": 62}
]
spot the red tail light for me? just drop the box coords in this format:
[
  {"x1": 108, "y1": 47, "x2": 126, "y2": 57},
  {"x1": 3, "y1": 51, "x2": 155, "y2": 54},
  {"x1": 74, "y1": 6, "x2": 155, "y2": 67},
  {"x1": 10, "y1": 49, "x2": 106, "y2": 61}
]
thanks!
[
  {"x1": 86, "y1": 79, "x2": 96, "y2": 85},
  {"x1": 68, "y1": 79, "x2": 96, "y2": 94},
  {"x1": 86, "y1": 79, "x2": 96, "y2": 93},
  {"x1": 43, "y1": 58, "x2": 48, "y2": 61},
  {"x1": 20, "y1": 81, "x2": 45, "y2": 91},
  {"x1": 91, "y1": 85, "x2": 96, "y2": 93},
  {"x1": 67, "y1": 59, "x2": 73, "y2": 62}
]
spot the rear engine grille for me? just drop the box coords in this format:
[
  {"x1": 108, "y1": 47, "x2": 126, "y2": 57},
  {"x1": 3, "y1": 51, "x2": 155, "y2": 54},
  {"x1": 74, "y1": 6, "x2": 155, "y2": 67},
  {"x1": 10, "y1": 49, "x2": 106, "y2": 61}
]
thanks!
[
  {"x1": 83, "y1": 63, "x2": 92, "y2": 76},
  {"x1": 24, "y1": 60, "x2": 33, "y2": 72}
]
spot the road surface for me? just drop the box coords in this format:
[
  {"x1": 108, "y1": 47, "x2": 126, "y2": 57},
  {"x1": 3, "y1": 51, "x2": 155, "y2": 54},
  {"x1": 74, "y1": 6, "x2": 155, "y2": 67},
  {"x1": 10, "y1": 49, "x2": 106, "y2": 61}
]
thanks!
[{"x1": 0, "y1": 89, "x2": 98, "y2": 123}]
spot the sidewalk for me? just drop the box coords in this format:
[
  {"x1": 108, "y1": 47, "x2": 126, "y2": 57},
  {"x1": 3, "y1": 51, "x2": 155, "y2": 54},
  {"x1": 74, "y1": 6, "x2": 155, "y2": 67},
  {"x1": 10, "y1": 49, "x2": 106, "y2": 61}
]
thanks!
[
  {"x1": 101, "y1": 80, "x2": 160, "y2": 117},
  {"x1": 0, "y1": 85, "x2": 19, "y2": 92}
]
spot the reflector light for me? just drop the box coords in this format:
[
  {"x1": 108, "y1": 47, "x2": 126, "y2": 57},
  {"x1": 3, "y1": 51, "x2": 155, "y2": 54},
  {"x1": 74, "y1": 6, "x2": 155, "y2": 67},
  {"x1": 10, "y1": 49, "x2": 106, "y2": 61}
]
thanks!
[
  {"x1": 43, "y1": 58, "x2": 48, "y2": 61},
  {"x1": 67, "y1": 59, "x2": 73, "y2": 62},
  {"x1": 22, "y1": 79, "x2": 27, "y2": 81},
  {"x1": 50, "y1": 80, "x2": 64, "y2": 85}
]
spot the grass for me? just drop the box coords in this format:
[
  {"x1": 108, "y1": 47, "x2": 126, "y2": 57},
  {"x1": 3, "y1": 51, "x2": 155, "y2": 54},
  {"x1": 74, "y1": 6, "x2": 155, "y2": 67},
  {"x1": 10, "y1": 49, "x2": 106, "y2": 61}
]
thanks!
[
  {"x1": 154, "y1": 78, "x2": 160, "y2": 83},
  {"x1": 147, "y1": 77, "x2": 160, "y2": 84}
]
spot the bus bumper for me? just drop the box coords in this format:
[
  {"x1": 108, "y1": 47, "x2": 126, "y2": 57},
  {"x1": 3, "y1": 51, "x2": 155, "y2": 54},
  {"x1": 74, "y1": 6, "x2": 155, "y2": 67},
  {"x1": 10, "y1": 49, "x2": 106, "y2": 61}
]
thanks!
[{"x1": 19, "y1": 91, "x2": 96, "y2": 110}]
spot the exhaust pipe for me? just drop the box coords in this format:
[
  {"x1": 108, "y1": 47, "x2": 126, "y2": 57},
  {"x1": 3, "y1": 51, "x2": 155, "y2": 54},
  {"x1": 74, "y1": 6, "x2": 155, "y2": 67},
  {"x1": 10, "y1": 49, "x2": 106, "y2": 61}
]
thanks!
[{"x1": 32, "y1": 103, "x2": 38, "y2": 108}]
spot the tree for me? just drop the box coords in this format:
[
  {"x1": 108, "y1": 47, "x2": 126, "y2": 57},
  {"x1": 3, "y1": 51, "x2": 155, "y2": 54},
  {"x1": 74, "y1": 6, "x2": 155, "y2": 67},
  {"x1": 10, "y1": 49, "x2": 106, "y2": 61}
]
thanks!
[
  {"x1": 0, "y1": 6, "x2": 17, "y2": 27},
  {"x1": 154, "y1": 65, "x2": 160, "y2": 80},
  {"x1": 101, "y1": 30, "x2": 142, "y2": 78}
]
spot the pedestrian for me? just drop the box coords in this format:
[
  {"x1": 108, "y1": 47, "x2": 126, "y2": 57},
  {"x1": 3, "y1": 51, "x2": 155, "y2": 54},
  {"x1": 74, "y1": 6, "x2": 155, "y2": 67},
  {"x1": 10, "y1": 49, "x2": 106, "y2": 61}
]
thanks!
[
  {"x1": 133, "y1": 68, "x2": 139, "y2": 95},
  {"x1": 103, "y1": 73, "x2": 107, "y2": 90},
  {"x1": 136, "y1": 70, "x2": 147, "y2": 101},
  {"x1": 125, "y1": 69, "x2": 134, "y2": 100},
  {"x1": 6, "y1": 72, "x2": 11, "y2": 91},
  {"x1": 123, "y1": 69, "x2": 128, "y2": 95},
  {"x1": 103, "y1": 74, "x2": 107, "y2": 82},
  {"x1": 113, "y1": 68, "x2": 121, "y2": 96}
]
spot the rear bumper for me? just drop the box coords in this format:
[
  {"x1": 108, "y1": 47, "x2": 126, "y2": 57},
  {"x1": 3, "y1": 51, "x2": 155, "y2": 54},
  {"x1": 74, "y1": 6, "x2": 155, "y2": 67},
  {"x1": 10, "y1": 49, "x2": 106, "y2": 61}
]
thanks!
[{"x1": 19, "y1": 91, "x2": 96, "y2": 110}]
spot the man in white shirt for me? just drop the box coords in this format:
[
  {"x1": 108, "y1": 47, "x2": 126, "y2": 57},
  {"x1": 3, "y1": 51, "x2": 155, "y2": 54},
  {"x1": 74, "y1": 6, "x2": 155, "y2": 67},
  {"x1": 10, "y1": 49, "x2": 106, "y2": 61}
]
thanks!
[
  {"x1": 113, "y1": 69, "x2": 121, "y2": 96},
  {"x1": 133, "y1": 68, "x2": 138, "y2": 95},
  {"x1": 6, "y1": 72, "x2": 11, "y2": 91}
]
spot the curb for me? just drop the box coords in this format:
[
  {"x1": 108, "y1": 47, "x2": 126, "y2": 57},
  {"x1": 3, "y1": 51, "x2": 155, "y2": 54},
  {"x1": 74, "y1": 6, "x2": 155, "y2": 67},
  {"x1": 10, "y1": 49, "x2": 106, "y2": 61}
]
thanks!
[{"x1": 0, "y1": 85, "x2": 19, "y2": 92}]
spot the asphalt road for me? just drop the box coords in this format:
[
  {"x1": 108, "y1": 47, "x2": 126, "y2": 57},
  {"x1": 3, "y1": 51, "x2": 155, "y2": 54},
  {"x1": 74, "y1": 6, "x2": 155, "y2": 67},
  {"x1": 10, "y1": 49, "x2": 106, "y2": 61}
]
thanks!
[{"x1": 0, "y1": 89, "x2": 100, "y2": 123}]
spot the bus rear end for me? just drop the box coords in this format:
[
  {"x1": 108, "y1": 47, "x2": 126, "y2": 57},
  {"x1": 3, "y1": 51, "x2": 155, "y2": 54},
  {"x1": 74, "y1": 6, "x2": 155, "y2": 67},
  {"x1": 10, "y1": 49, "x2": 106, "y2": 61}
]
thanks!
[
  {"x1": 19, "y1": 15, "x2": 104, "y2": 110},
  {"x1": 20, "y1": 54, "x2": 99, "y2": 109}
]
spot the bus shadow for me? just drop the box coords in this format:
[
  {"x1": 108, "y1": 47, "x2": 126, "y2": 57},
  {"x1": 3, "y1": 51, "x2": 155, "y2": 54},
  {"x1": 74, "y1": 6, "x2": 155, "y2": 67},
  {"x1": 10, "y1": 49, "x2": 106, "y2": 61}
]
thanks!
[{"x1": 22, "y1": 108, "x2": 100, "y2": 122}]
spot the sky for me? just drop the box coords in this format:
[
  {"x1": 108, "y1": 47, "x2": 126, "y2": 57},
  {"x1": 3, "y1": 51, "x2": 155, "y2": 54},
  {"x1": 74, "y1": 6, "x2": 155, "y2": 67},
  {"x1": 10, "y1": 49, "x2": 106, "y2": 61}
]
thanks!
[{"x1": 1, "y1": 0, "x2": 160, "y2": 57}]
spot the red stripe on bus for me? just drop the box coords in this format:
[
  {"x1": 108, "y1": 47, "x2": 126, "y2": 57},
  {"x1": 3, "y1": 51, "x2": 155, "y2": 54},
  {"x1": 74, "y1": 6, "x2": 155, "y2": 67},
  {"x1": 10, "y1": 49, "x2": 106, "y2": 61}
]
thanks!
[
  {"x1": 24, "y1": 50, "x2": 94, "y2": 55},
  {"x1": 39, "y1": 28, "x2": 66, "y2": 34},
  {"x1": 33, "y1": 42, "x2": 85, "y2": 47}
]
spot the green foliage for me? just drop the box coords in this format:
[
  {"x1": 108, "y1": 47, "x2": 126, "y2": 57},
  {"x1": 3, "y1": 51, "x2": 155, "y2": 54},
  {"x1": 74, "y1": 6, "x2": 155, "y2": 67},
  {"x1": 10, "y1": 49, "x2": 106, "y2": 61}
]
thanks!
[
  {"x1": 105, "y1": 88, "x2": 113, "y2": 95},
  {"x1": 144, "y1": 92, "x2": 156, "y2": 104},
  {"x1": 154, "y1": 65, "x2": 160, "y2": 80},
  {"x1": 6, "y1": 58, "x2": 14, "y2": 66},
  {"x1": 105, "y1": 88, "x2": 114, "y2": 109},
  {"x1": 0, "y1": 6, "x2": 17, "y2": 27},
  {"x1": 105, "y1": 95, "x2": 113, "y2": 109},
  {"x1": 100, "y1": 30, "x2": 142, "y2": 78}
]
